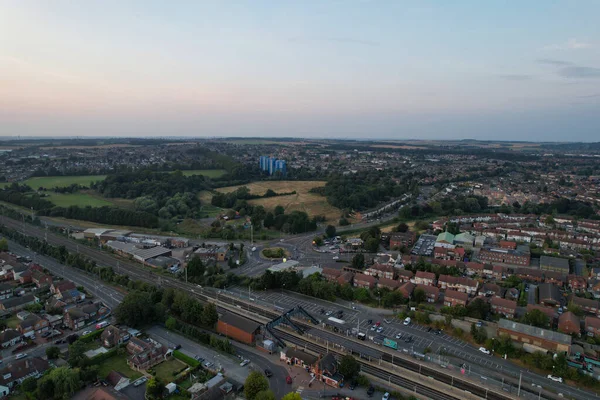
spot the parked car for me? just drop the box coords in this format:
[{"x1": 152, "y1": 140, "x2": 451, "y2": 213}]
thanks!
[
  {"x1": 404, "y1": 336, "x2": 412, "y2": 343},
  {"x1": 240, "y1": 359, "x2": 250, "y2": 367},
  {"x1": 15, "y1": 353, "x2": 27, "y2": 360},
  {"x1": 286, "y1": 376, "x2": 292, "y2": 384},
  {"x1": 134, "y1": 377, "x2": 148, "y2": 387},
  {"x1": 82, "y1": 330, "x2": 92, "y2": 336},
  {"x1": 547, "y1": 375, "x2": 563, "y2": 383},
  {"x1": 382, "y1": 393, "x2": 390, "y2": 400},
  {"x1": 395, "y1": 333, "x2": 402, "y2": 339},
  {"x1": 367, "y1": 386, "x2": 375, "y2": 397},
  {"x1": 371, "y1": 325, "x2": 377, "y2": 331},
  {"x1": 349, "y1": 380, "x2": 357, "y2": 390},
  {"x1": 264, "y1": 369, "x2": 273, "y2": 377},
  {"x1": 479, "y1": 347, "x2": 491, "y2": 355},
  {"x1": 41, "y1": 331, "x2": 51, "y2": 338},
  {"x1": 203, "y1": 361, "x2": 213, "y2": 368},
  {"x1": 376, "y1": 326, "x2": 384, "y2": 333}
]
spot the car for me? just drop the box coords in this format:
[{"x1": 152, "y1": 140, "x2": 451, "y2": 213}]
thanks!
[
  {"x1": 320, "y1": 308, "x2": 325, "y2": 314},
  {"x1": 194, "y1": 355, "x2": 204, "y2": 362},
  {"x1": 240, "y1": 359, "x2": 250, "y2": 367},
  {"x1": 382, "y1": 393, "x2": 390, "y2": 400},
  {"x1": 427, "y1": 327, "x2": 432, "y2": 332},
  {"x1": 286, "y1": 376, "x2": 292, "y2": 384},
  {"x1": 203, "y1": 361, "x2": 213, "y2": 368},
  {"x1": 82, "y1": 330, "x2": 92, "y2": 336},
  {"x1": 434, "y1": 329, "x2": 442, "y2": 335},
  {"x1": 326, "y1": 311, "x2": 333, "y2": 316},
  {"x1": 349, "y1": 380, "x2": 357, "y2": 390},
  {"x1": 367, "y1": 319, "x2": 373, "y2": 325},
  {"x1": 367, "y1": 386, "x2": 375, "y2": 397},
  {"x1": 371, "y1": 325, "x2": 377, "y2": 331},
  {"x1": 264, "y1": 369, "x2": 273, "y2": 377},
  {"x1": 15, "y1": 353, "x2": 27, "y2": 360},
  {"x1": 403, "y1": 317, "x2": 411, "y2": 326},
  {"x1": 376, "y1": 326, "x2": 384, "y2": 333},
  {"x1": 55, "y1": 339, "x2": 65, "y2": 344},
  {"x1": 41, "y1": 331, "x2": 51, "y2": 338},
  {"x1": 476, "y1": 321, "x2": 483, "y2": 328},
  {"x1": 375, "y1": 321, "x2": 381, "y2": 326},
  {"x1": 479, "y1": 347, "x2": 491, "y2": 355},
  {"x1": 404, "y1": 336, "x2": 412, "y2": 343},
  {"x1": 547, "y1": 375, "x2": 563, "y2": 383},
  {"x1": 332, "y1": 256, "x2": 339, "y2": 260},
  {"x1": 172, "y1": 344, "x2": 182, "y2": 350},
  {"x1": 395, "y1": 333, "x2": 402, "y2": 339},
  {"x1": 134, "y1": 377, "x2": 148, "y2": 387}
]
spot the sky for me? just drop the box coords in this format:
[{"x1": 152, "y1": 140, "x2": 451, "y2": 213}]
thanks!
[{"x1": 1, "y1": 1, "x2": 599, "y2": 141}]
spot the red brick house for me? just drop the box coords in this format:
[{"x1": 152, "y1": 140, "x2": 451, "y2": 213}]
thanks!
[
  {"x1": 415, "y1": 284, "x2": 439, "y2": 303},
  {"x1": 126, "y1": 337, "x2": 167, "y2": 371},
  {"x1": 101, "y1": 325, "x2": 131, "y2": 348},
  {"x1": 412, "y1": 271, "x2": 436, "y2": 286},
  {"x1": 396, "y1": 269, "x2": 414, "y2": 282},
  {"x1": 390, "y1": 232, "x2": 417, "y2": 249},
  {"x1": 490, "y1": 297, "x2": 517, "y2": 319},
  {"x1": 365, "y1": 264, "x2": 395, "y2": 280},
  {"x1": 465, "y1": 262, "x2": 484, "y2": 276},
  {"x1": 499, "y1": 241, "x2": 517, "y2": 249},
  {"x1": 377, "y1": 278, "x2": 401, "y2": 291},
  {"x1": 437, "y1": 275, "x2": 478, "y2": 294},
  {"x1": 584, "y1": 316, "x2": 600, "y2": 337},
  {"x1": 544, "y1": 271, "x2": 565, "y2": 287},
  {"x1": 321, "y1": 268, "x2": 342, "y2": 283},
  {"x1": 492, "y1": 265, "x2": 506, "y2": 280},
  {"x1": 569, "y1": 295, "x2": 600, "y2": 315},
  {"x1": 354, "y1": 274, "x2": 376, "y2": 289},
  {"x1": 480, "y1": 283, "x2": 502, "y2": 298},
  {"x1": 30, "y1": 271, "x2": 52, "y2": 288},
  {"x1": 398, "y1": 282, "x2": 415, "y2": 299},
  {"x1": 516, "y1": 268, "x2": 544, "y2": 283},
  {"x1": 558, "y1": 311, "x2": 580, "y2": 335},
  {"x1": 17, "y1": 315, "x2": 49, "y2": 338},
  {"x1": 567, "y1": 275, "x2": 588, "y2": 292},
  {"x1": 526, "y1": 304, "x2": 556, "y2": 320},
  {"x1": 444, "y1": 290, "x2": 469, "y2": 307},
  {"x1": 50, "y1": 280, "x2": 76, "y2": 296}
]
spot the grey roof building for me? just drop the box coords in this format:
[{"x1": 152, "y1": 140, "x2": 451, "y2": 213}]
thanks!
[{"x1": 540, "y1": 256, "x2": 570, "y2": 274}]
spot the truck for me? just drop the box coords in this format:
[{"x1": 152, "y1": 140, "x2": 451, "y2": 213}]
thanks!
[
  {"x1": 383, "y1": 338, "x2": 398, "y2": 350},
  {"x1": 96, "y1": 321, "x2": 109, "y2": 330}
]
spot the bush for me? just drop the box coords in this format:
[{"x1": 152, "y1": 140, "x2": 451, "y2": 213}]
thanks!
[
  {"x1": 173, "y1": 350, "x2": 200, "y2": 368},
  {"x1": 90, "y1": 348, "x2": 118, "y2": 364},
  {"x1": 262, "y1": 247, "x2": 285, "y2": 258}
]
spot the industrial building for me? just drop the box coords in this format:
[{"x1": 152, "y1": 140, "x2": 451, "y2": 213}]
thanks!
[{"x1": 216, "y1": 313, "x2": 262, "y2": 345}]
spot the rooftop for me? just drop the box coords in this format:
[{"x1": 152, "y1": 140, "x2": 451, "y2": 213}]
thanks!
[{"x1": 498, "y1": 319, "x2": 572, "y2": 345}]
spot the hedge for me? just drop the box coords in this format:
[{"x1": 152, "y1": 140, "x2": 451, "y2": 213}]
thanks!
[
  {"x1": 173, "y1": 350, "x2": 200, "y2": 368},
  {"x1": 90, "y1": 348, "x2": 118, "y2": 364}
]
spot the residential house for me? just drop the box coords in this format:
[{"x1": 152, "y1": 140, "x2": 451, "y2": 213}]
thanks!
[
  {"x1": 377, "y1": 278, "x2": 401, "y2": 291},
  {"x1": 0, "y1": 294, "x2": 38, "y2": 312},
  {"x1": 437, "y1": 275, "x2": 478, "y2": 295},
  {"x1": 491, "y1": 297, "x2": 517, "y2": 319},
  {"x1": 101, "y1": 325, "x2": 131, "y2": 348},
  {"x1": 106, "y1": 371, "x2": 131, "y2": 391},
  {"x1": 315, "y1": 353, "x2": 343, "y2": 388},
  {"x1": 365, "y1": 264, "x2": 395, "y2": 280},
  {"x1": 17, "y1": 315, "x2": 49, "y2": 338},
  {"x1": 544, "y1": 271, "x2": 565, "y2": 287},
  {"x1": 50, "y1": 280, "x2": 77, "y2": 297},
  {"x1": 0, "y1": 283, "x2": 13, "y2": 300},
  {"x1": 516, "y1": 268, "x2": 544, "y2": 283},
  {"x1": 0, "y1": 358, "x2": 49, "y2": 397},
  {"x1": 398, "y1": 282, "x2": 415, "y2": 299},
  {"x1": 492, "y1": 265, "x2": 506, "y2": 280},
  {"x1": 584, "y1": 316, "x2": 600, "y2": 337},
  {"x1": 569, "y1": 295, "x2": 600, "y2": 315},
  {"x1": 505, "y1": 288, "x2": 520, "y2": 301},
  {"x1": 0, "y1": 329, "x2": 21, "y2": 348},
  {"x1": 415, "y1": 284, "x2": 440, "y2": 303},
  {"x1": 353, "y1": 274, "x2": 376, "y2": 289},
  {"x1": 63, "y1": 302, "x2": 108, "y2": 330},
  {"x1": 10, "y1": 264, "x2": 28, "y2": 282},
  {"x1": 567, "y1": 275, "x2": 588, "y2": 292},
  {"x1": 499, "y1": 241, "x2": 517, "y2": 249},
  {"x1": 526, "y1": 304, "x2": 557, "y2": 321},
  {"x1": 540, "y1": 256, "x2": 570, "y2": 274},
  {"x1": 482, "y1": 264, "x2": 494, "y2": 278},
  {"x1": 321, "y1": 268, "x2": 342, "y2": 283},
  {"x1": 538, "y1": 283, "x2": 562, "y2": 306},
  {"x1": 396, "y1": 269, "x2": 413, "y2": 283},
  {"x1": 45, "y1": 297, "x2": 67, "y2": 313},
  {"x1": 558, "y1": 312, "x2": 580, "y2": 335},
  {"x1": 480, "y1": 283, "x2": 502, "y2": 298},
  {"x1": 30, "y1": 270, "x2": 52, "y2": 288},
  {"x1": 60, "y1": 288, "x2": 86, "y2": 304},
  {"x1": 280, "y1": 348, "x2": 318, "y2": 370},
  {"x1": 126, "y1": 337, "x2": 167, "y2": 370},
  {"x1": 444, "y1": 290, "x2": 469, "y2": 307},
  {"x1": 412, "y1": 271, "x2": 436, "y2": 286}
]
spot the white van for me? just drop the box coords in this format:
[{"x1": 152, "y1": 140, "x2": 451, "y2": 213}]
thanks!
[{"x1": 403, "y1": 317, "x2": 411, "y2": 326}]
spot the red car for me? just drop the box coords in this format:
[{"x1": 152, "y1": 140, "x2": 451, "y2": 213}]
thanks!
[
  {"x1": 286, "y1": 376, "x2": 292, "y2": 384},
  {"x1": 375, "y1": 321, "x2": 381, "y2": 326}
]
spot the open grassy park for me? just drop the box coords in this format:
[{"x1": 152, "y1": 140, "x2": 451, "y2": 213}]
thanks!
[
  {"x1": 23, "y1": 175, "x2": 107, "y2": 189},
  {"x1": 44, "y1": 192, "x2": 115, "y2": 208}
]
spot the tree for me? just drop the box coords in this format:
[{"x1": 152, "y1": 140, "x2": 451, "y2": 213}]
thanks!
[
  {"x1": 544, "y1": 215, "x2": 555, "y2": 225},
  {"x1": 325, "y1": 225, "x2": 336, "y2": 238},
  {"x1": 254, "y1": 390, "x2": 276, "y2": 400},
  {"x1": 201, "y1": 302, "x2": 219, "y2": 327},
  {"x1": 37, "y1": 376, "x2": 55, "y2": 399},
  {"x1": 339, "y1": 355, "x2": 360, "y2": 379},
  {"x1": 364, "y1": 237, "x2": 380, "y2": 253},
  {"x1": 244, "y1": 371, "x2": 269, "y2": 400},
  {"x1": 413, "y1": 287, "x2": 426, "y2": 304},
  {"x1": 395, "y1": 222, "x2": 409, "y2": 233},
  {"x1": 20, "y1": 376, "x2": 37, "y2": 393},
  {"x1": 0, "y1": 238, "x2": 8, "y2": 251},
  {"x1": 165, "y1": 316, "x2": 178, "y2": 330},
  {"x1": 48, "y1": 366, "x2": 81, "y2": 398},
  {"x1": 46, "y1": 346, "x2": 60, "y2": 359},
  {"x1": 274, "y1": 205, "x2": 285, "y2": 216},
  {"x1": 146, "y1": 377, "x2": 164, "y2": 399},
  {"x1": 351, "y1": 253, "x2": 365, "y2": 269},
  {"x1": 521, "y1": 309, "x2": 550, "y2": 328},
  {"x1": 282, "y1": 393, "x2": 303, "y2": 400},
  {"x1": 115, "y1": 291, "x2": 156, "y2": 327},
  {"x1": 68, "y1": 340, "x2": 89, "y2": 369}
]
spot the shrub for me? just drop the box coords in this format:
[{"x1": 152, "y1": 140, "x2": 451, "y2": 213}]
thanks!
[
  {"x1": 80, "y1": 328, "x2": 105, "y2": 343},
  {"x1": 173, "y1": 350, "x2": 200, "y2": 368}
]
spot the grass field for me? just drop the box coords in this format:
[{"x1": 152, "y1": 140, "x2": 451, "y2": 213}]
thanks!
[
  {"x1": 153, "y1": 359, "x2": 187, "y2": 384},
  {"x1": 97, "y1": 355, "x2": 143, "y2": 380},
  {"x1": 5, "y1": 315, "x2": 20, "y2": 329},
  {"x1": 44, "y1": 192, "x2": 114, "y2": 208},
  {"x1": 214, "y1": 180, "x2": 353, "y2": 224},
  {"x1": 181, "y1": 169, "x2": 227, "y2": 178},
  {"x1": 23, "y1": 175, "x2": 106, "y2": 189}
]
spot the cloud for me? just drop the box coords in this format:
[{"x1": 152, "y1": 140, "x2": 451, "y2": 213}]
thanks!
[
  {"x1": 497, "y1": 74, "x2": 534, "y2": 81},
  {"x1": 558, "y1": 66, "x2": 600, "y2": 78},
  {"x1": 536, "y1": 58, "x2": 573, "y2": 66},
  {"x1": 288, "y1": 37, "x2": 379, "y2": 46},
  {"x1": 577, "y1": 93, "x2": 600, "y2": 98},
  {"x1": 543, "y1": 38, "x2": 592, "y2": 51}
]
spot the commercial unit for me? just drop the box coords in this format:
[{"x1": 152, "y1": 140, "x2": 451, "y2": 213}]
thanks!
[
  {"x1": 540, "y1": 256, "x2": 570, "y2": 274},
  {"x1": 479, "y1": 246, "x2": 530, "y2": 266},
  {"x1": 217, "y1": 313, "x2": 261, "y2": 345},
  {"x1": 497, "y1": 319, "x2": 571, "y2": 354}
]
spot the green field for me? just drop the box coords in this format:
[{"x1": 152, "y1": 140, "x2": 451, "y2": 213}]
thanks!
[
  {"x1": 23, "y1": 175, "x2": 106, "y2": 189},
  {"x1": 45, "y1": 192, "x2": 114, "y2": 207},
  {"x1": 153, "y1": 359, "x2": 186, "y2": 384},
  {"x1": 180, "y1": 169, "x2": 226, "y2": 178}
]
